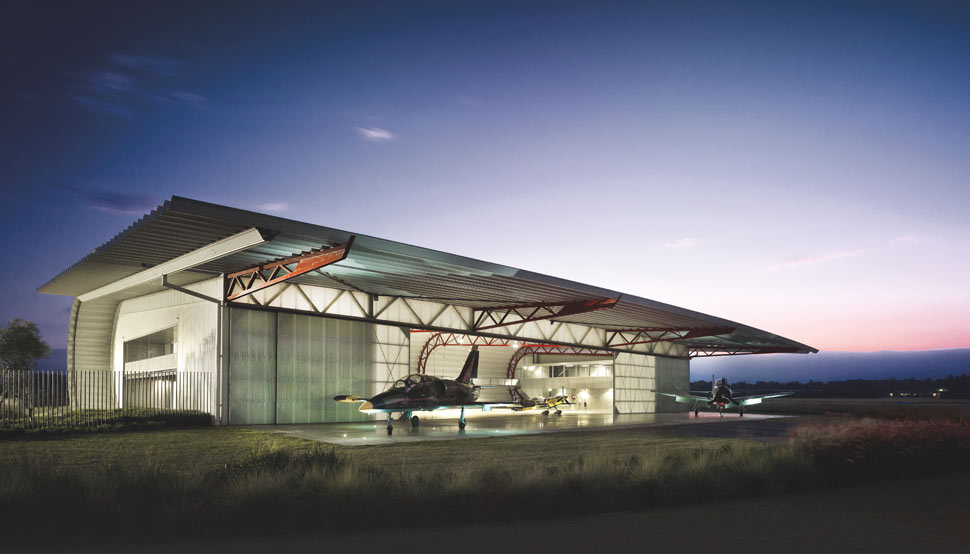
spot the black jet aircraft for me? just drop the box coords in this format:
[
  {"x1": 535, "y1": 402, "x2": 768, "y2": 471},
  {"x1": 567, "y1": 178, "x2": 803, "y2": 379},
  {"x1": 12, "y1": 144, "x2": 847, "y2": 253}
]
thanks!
[
  {"x1": 334, "y1": 347, "x2": 518, "y2": 435},
  {"x1": 653, "y1": 377, "x2": 791, "y2": 417}
]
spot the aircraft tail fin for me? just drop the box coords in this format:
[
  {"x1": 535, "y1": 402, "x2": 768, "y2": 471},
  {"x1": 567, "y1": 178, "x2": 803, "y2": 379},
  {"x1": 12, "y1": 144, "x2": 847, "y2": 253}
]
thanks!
[{"x1": 456, "y1": 346, "x2": 479, "y2": 384}]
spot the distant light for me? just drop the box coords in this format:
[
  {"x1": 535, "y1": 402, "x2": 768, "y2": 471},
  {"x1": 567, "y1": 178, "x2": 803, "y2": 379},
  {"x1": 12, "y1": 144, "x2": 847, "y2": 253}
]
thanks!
[{"x1": 343, "y1": 434, "x2": 347, "y2": 437}]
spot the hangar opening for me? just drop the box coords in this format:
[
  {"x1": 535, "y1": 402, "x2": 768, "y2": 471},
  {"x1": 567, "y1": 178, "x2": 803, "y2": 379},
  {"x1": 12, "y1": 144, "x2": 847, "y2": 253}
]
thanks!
[{"x1": 38, "y1": 196, "x2": 817, "y2": 425}]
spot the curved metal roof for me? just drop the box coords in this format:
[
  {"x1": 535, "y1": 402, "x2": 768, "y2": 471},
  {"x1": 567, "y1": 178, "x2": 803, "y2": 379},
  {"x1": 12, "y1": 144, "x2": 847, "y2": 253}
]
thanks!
[{"x1": 39, "y1": 196, "x2": 817, "y2": 356}]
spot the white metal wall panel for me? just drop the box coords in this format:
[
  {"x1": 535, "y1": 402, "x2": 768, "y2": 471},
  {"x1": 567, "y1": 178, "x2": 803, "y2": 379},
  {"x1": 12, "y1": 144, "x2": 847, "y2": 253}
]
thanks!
[
  {"x1": 372, "y1": 323, "x2": 409, "y2": 392},
  {"x1": 613, "y1": 352, "x2": 657, "y2": 414},
  {"x1": 656, "y1": 356, "x2": 689, "y2": 412},
  {"x1": 113, "y1": 279, "x2": 220, "y2": 414},
  {"x1": 276, "y1": 313, "x2": 373, "y2": 423},
  {"x1": 228, "y1": 309, "x2": 277, "y2": 424}
]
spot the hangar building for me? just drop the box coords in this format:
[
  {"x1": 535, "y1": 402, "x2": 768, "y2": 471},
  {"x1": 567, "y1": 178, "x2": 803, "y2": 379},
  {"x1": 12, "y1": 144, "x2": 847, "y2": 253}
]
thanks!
[{"x1": 39, "y1": 197, "x2": 816, "y2": 424}]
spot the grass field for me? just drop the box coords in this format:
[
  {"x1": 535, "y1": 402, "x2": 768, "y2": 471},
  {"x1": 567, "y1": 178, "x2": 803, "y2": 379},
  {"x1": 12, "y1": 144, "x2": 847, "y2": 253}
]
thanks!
[
  {"x1": 2, "y1": 399, "x2": 969, "y2": 543},
  {"x1": 0, "y1": 425, "x2": 737, "y2": 473}
]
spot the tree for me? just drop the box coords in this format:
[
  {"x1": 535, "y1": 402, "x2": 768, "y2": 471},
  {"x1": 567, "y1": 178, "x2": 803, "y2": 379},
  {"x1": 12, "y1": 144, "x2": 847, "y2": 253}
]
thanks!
[{"x1": 0, "y1": 319, "x2": 51, "y2": 417}]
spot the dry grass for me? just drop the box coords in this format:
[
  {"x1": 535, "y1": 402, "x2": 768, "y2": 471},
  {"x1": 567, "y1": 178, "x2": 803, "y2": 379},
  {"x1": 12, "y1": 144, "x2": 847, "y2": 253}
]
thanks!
[
  {"x1": 791, "y1": 418, "x2": 970, "y2": 476},
  {"x1": 3, "y1": 408, "x2": 970, "y2": 543},
  {"x1": 754, "y1": 397, "x2": 970, "y2": 421}
]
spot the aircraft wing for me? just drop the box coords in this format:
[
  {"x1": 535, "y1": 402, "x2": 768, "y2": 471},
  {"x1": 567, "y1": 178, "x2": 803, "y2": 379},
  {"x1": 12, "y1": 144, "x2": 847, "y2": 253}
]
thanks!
[
  {"x1": 734, "y1": 392, "x2": 792, "y2": 406},
  {"x1": 653, "y1": 391, "x2": 711, "y2": 404},
  {"x1": 333, "y1": 395, "x2": 369, "y2": 403}
]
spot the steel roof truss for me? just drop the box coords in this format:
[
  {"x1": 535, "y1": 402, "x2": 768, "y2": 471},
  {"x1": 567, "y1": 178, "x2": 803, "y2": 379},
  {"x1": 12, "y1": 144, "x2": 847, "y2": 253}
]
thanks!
[
  {"x1": 225, "y1": 237, "x2": 354, "y2": 301},
  {"x1": 607, "y1": 325, "x2": 736, "y2": 347},
  {"x1": 473, "y1": 297, "x2": 619, "y2": 331}
]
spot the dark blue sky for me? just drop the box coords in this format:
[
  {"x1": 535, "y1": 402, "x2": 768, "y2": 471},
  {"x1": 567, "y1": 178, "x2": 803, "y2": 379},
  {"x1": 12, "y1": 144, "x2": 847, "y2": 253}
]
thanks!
[{"x1": 2, "y1": 1, "x2": 969, "y2": 352}]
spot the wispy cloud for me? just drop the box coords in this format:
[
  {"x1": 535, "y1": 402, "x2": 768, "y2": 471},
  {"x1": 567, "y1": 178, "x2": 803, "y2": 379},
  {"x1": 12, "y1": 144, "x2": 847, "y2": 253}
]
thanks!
[
  {"x1": 67, "y1": 188, "x2": 159, "y2": 214},
  {"x1": 664, "y1": 237, "x2": 698, "y2": 249},
  {"x1": 764, "y1": 249, "x2": 863, "y2": 271},
  {"x1": 891, "y1": 235, "x2": 919, "y2": 246},
  {"x1": 257, "y1": 202, "x2": 288, "y2": 213},
  {"x1": 70, "y1": 53, "x2": 206, "y2": 116},
  {"x1": 356, "y1": 127, "x2": 396, "y2": 142}
]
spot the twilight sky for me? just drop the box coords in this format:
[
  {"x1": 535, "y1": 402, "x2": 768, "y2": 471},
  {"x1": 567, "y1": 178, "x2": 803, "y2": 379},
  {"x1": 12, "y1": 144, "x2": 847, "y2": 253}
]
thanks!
[{"x1": 2, "y1": 0, "x2": 968, "y2": 352}]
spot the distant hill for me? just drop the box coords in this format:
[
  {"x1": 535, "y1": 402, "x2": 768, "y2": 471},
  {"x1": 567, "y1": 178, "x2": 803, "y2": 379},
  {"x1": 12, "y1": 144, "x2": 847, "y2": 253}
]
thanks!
[{"x1": 692, "y1": 348, "x2": 970, "y2": 383}]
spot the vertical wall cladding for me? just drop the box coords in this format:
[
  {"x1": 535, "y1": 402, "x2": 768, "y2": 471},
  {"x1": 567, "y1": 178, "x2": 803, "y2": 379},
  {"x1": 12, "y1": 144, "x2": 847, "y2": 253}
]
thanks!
[
  {"x1": 228, "y1": 309, "x2": 277, "y2": 424},
  {"x1": 655, "y1": 356, "x2": 690, "y2": 412},
  {"x1": 228, "y1": 307, "x2": 408, "y2": 424},
  {"x1": 613, "y1": 352, "x2": 658, "y2": 414},
  {"x1": 372, "y1": 323, "x2": 409, "y2": 393},
  {"x1": 276, "y1": 313, "x2": 374, "y2": 423}
]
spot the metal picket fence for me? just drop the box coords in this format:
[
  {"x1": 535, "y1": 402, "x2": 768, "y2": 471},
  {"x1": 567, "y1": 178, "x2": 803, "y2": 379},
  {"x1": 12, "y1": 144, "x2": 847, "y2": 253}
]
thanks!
[{"x1": 0, "y1": 369, "x2": 214, "y2": 430}]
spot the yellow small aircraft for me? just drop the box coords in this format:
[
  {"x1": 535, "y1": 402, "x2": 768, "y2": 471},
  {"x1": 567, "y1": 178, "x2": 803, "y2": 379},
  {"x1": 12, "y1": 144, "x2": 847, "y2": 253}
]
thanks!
[{"x1": 510, "y1": 392, "x2": 571, "y2": 415}]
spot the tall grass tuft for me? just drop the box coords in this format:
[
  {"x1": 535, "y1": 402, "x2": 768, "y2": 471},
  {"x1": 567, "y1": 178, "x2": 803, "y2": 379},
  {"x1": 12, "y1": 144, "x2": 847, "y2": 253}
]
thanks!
[{"x1": 791, "y1": 418, "x2": 970, "y2": 478}]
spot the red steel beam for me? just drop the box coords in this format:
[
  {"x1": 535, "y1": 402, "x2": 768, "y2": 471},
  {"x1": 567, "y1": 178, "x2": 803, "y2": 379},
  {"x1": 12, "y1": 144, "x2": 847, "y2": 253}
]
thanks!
[
  {"x1": 225, "y1": 236, "x2": 355, "y2": 301},
  {"x1": 474, "y1": 297, "x2": 618, "y2": 331},
  {"x1": 506, "y1": 344, "x2": 613, "y2": 380}
]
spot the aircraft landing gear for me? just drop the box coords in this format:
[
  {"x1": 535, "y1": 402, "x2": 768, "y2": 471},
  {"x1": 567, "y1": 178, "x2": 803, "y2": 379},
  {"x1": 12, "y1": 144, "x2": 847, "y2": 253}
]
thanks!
[
  {"x1": 386, "y1": 413, "x2": 394, "y2": 435},
  {"x1": 694, "y1": 406, "x2": 700, "y2": 417},
  {"x1": 411, "y1": 415, "x2": 420, "y2": 427},
  {"x1": 555, "y1": 410, "x2": 562, "y2": 416},
  {"x1": 719, "y1": 409, "x2": 724, "y2": 418},
  {"x1": 541, "y1": 410, "x2": 550, "y2": 416},
  {"x1": 738, "y1": 406, "x2": 745, "y2": 418},
  {"x1": 458, "y1": 405, "x2": 467, "y2": 431}
]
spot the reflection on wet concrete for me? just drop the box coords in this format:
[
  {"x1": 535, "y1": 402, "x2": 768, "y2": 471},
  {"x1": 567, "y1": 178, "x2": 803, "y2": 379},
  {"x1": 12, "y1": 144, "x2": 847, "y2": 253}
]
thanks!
[{"x1": 247, "y1": 410, "x2": 793, "y2": 446}]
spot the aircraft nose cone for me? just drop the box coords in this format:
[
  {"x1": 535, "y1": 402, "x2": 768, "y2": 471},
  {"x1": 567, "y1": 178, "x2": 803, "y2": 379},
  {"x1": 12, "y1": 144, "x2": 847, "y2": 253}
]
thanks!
[{"x1": 359, "y1": 401, "x2": 373, "y2": 412}]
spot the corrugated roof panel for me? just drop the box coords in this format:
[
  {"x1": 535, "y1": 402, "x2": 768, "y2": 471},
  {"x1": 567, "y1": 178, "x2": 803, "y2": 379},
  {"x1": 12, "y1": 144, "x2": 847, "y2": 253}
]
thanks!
[{"x1": 41, "y1": 196, "x2": 818, "y2": 356}]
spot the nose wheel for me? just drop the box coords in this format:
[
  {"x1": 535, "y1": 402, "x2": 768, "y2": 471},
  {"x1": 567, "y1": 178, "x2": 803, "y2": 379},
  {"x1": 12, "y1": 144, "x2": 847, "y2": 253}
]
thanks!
[
  {"x1": 386, "y1": 413, "x2": 394, "y2": 435},
  {"x1": 411, "y1": 415, "x2": 420, "y2": 427},
  {"x1": 458, "y1": 405, "x2": 467, "y2": 431}
]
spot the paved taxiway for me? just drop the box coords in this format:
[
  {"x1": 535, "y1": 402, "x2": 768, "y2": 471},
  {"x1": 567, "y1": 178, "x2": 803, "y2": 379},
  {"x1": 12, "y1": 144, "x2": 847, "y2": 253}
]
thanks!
[{"x1": 248, "y1": 410, "x2": 799, "y2": 445}]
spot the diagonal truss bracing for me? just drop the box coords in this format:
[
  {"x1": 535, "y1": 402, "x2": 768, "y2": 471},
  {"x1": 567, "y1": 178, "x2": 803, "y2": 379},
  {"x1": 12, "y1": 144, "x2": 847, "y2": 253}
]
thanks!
[
  {"x1": 473, "y1": 298, "x2": 619, "y2": 331},
  {"x1": 225, "y1": 237, "x2": 355, "y2": 301},
  {"x1": 688, "y1": 344, "x2": 802, "y2": 358},
  {"x1": 606, "y1": 325, "x2": 736, "y2": 347}
]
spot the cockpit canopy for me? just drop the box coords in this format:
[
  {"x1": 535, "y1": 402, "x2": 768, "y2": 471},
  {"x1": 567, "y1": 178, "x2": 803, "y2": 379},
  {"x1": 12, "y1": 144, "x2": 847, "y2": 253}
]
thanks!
[
  {"x1": 714, "y1": 378, "x2": 726, "y2": 387},
  {"x1": 391, "y1": 373, "x2": 433, "y2": 390}
]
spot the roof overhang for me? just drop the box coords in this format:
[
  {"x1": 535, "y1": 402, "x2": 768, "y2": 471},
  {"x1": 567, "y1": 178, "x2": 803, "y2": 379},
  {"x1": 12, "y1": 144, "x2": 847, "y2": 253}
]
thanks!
[{"x1": 40, "y1": 196, "x2": 818, "y2": 357}]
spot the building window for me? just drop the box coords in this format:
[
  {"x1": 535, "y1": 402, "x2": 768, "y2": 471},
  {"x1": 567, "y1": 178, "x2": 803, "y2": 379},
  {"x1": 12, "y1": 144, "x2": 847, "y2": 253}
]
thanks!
[{"x1": 124, "y1": 327, "x2": 177, "y2": 364}]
